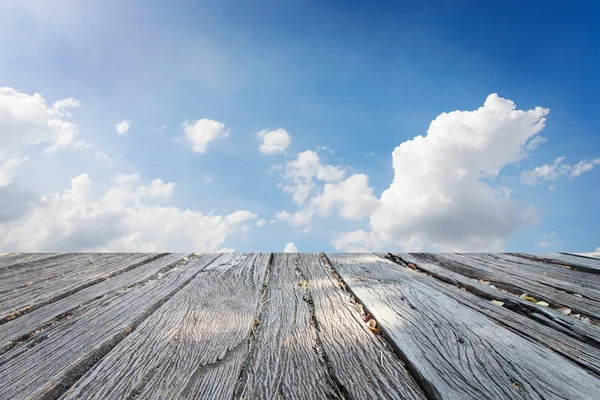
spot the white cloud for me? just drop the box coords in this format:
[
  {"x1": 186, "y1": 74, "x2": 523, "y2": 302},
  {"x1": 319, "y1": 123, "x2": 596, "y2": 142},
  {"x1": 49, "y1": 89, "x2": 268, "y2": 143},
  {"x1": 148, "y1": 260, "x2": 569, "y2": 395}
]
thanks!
[
  {"x1": 311, "y1": 174, "x2": 379, "y2": 220},
  {"x1": 182, "y1": 118, "x2": 229, "y2": 153},
  {"x1": 283, "y1": 242, "x2": 298, "y2": 253},
  {"x1": 115, "y1": 119, "x2": 131, "y2": 135},
  {"x1": 334, "y1": 93, "x2": 547, "y2": 252},
  {"x1": 596, "y1": 247, "x2": 600, "y2": 253},
  {"x1": 521, "y1": 156, "x2": 600, "y2": 185},
  {"x1": 0, "y1": 174, "x2": 256, "y2": 252},
  {"x1": 257, "y1": 128, "x2": 291, "y2": 154},
  {"x1": 275, "y1": 210, "x2": 314, "y2": 227},
  {"x1": 256, "y1": 218, "x2": 266, "y2": 227},
  {"x1": 0, "y1": 87, "x2": 82, "y2": 185},
  {"x1": 331, "y1": 230, "x2": 384, "y2": 253},
  {"x1": 539, "y1": 241, "x2": 550, "y2": 248},
  {"x1": 280, "y1": 150, "x2": 345, "y2": 205}
]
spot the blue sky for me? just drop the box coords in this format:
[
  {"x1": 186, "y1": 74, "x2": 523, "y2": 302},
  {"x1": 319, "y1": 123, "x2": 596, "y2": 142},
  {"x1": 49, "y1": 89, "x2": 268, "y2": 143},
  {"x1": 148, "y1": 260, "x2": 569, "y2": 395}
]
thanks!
[{"x1": 0, "y1": 0, "x2": 598, "y2": 253}]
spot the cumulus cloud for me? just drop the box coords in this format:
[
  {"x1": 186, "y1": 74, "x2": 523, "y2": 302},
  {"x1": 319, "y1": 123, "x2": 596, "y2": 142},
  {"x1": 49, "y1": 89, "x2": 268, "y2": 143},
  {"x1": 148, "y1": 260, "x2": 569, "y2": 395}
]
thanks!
[
  {"x1": 0, "y1": 87, "x2": 82, "y2": 185},
  {"x1": 280, "y1": 150, "x2": 345, "y2": 205},
  {"x1": 521, "y1": 156, "x2": 600, "y2": 185},
  {"x1": 115, "y1": 120, "x2": 131, "y2": 135},
  {"x1": 182, "y1": 118, "x2": 229, "y2": 153},
  {"x1": 258, "y1": 128, "x2": 291, "y2": 154},
  {"x1": 333, "y1": 93, "x2": 548, "y2": 252},
  {"x1": 311, "y1": 174, "x2": 379, "y2": 220},
  {"x1": 256, "y1": 218, "x2": 266, "y2": 227},
  {"x1": 283, "y1": 242, "x2": 298, "y2": 253},
  {"x1": 0, "y1": 174, "x2": 256, "y2": 252}
]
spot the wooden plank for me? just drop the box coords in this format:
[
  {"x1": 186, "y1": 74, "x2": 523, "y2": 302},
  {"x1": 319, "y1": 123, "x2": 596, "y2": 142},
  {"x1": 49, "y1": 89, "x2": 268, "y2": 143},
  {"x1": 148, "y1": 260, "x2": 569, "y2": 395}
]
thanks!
[
  {"x1": 0, "y1": 253, "x2": 166, "y2": 323},
  {"x1": 327, "y1": 253, "x2": 600, "y2": 400},
  {"x1": 0, "y1": 253, "x2": 64, "y2": 270},
  {"x1": 0, "y1": 253, "x2": 187, "y2": 350},
  {"x1": 457, "y1": 253, "x2": 600, "y2": 301},
  {"x1": 238, "y1": 253, "x2": 425, "y2": 400},
  {"x1": 466, "y1": 253, "x2": 600, "y2": 291},
  {"x1": 571, "y1": 252, "x2": 600, "y2": 260},
  {"x1": 384, "y1": 254, "x2": 600, "y2": 377},
  {"x1": 515, "y1": 253, "x2": 600, "y2": 274},
  {"x1": 60, "y1": 253, "x2": 268, "y2": 400},
  {"x1": 0, "y1": 253, "x2": 221, "y2": 400},
  {"x1": 416, "y1": 253, "x2": 600, "y2": 322},
  {"x1": 395, "y1": 253, "x2": 600, "y2": 347}
]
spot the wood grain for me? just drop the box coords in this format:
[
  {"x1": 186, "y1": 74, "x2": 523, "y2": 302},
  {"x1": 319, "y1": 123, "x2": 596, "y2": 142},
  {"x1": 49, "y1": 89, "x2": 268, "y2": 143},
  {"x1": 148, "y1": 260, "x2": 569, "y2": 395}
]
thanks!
[
  {"x1": 327, "y1": 253, "x2": 600, "y2": 400},
  {"x1": 415, "y1": 253, "x2": 600, "y2": 322},
  {"x1": 239, "y1": 253, "x2": 426, "y2": 400},
  {"x1": 0, "y1": 253, "x2": 220, "y2": 400},
  {"x1": 61, "y1": 253, "x2": 269, "y2": 400},
  {"x1": 394, "y1": 253, "x2": 600, "y2": 347},
  {"x1": 0, "y1": 253, "x2": 187, "y2": 351},
  {"x1": 516, "y1": 253, "x2": 600, "y2": 274},
  {"x1": 0, "y1": 253, "x2": 65, "y2": 270},
  {"x1": 0, "y1": 253, "x2": 167, "y2": 323},
  {"x1": 384, "y1": 254, "x2": 600, "y2": 377}
]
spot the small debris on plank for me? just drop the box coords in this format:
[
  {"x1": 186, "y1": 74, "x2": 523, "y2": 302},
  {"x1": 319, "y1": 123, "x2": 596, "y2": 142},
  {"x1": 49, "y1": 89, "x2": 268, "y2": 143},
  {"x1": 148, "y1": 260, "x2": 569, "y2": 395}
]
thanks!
[
  {"x1": 519, "y1": 294, "x2": 537, "y2": 303},
  {"x1": 557, "y1": 307, "x2": 572, "y2": 315},
  {"x1": 491, "y1": 300, "x2": 504, "y2": 307},
  {"x1": 366, "y1": 319, "x2": 380, "y2": 334}
]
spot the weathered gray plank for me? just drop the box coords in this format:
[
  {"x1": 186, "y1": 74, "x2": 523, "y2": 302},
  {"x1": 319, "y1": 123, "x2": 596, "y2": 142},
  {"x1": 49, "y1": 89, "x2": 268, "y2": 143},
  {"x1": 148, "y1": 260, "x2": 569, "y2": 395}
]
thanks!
[
  {"x1": 238, "y1": 253, "x2": 425, "y2": 400},
  {"x1": 513, "y1": 253, "x2": 600, "y2": 274},
  {"x1": 60, "y1": 253, "x2": 268, "y2": 400},
  {"x1": 416, "y1": 253, "x2": 600, "y2": 322},
  {"x1": 0, "y1": 253, "x2": 166, "y2": 323},
  {"x1": 0, "y1": 253, "x2": 187, "y2": 351},
  {"x1": 0, "y1": 253, "x2": 220, "y2": 400},
  {"x1": 394, "y1": 253, "x2": 600, "y2": 347},
  {"x1": 571, "y1": 252, "x2": 600, "y2": 260},
  {"x1": 0, "y1": 253, "x2": 65, "y2": 270},
  {"x1": 384, "y1": 254, "x2": 600, "y2": 376},
  {"x1": 327, "y1": 253, "x2": 600, "y2": 400},
  {"x1": 466, "y1": 253, "x2": 600, "y2": 291},
  {"x1": 457, "y1": 253, "x2": 600, "y2": 303}
]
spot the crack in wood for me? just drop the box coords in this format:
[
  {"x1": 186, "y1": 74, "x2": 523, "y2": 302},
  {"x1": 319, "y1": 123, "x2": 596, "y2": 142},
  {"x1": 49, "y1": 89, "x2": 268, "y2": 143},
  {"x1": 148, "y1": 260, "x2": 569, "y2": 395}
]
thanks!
[
  {"x1": 232, "y1": 253, "x2": 273, "y2": 400},
  {"x1": 0, "y1": 253, "x2": 169, "y2": 326},
  {"x1": 30, "y1": 253, "x2": 208, "y2": 400},
  {"x1": 296, "y1": 256, "x2": 348, "y2": 400},
  {"x1": 319, "y1": 253, "x2": 441, "y2": 400}
]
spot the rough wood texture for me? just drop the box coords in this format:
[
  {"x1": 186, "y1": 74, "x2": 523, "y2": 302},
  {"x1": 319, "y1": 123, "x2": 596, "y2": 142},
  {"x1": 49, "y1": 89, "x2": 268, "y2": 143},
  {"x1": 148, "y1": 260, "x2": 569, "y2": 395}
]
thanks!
[
  {"x1": 1, "y1": 252, "x2": 599, "y2": 400},
  {"x1": 0, "y1": 253, "x2": 64, "y2": 270},
  {"x1": 394, "y1": 253, "x2": 600, "y2": 347},
  {"x1": 414, "y1": 253, "x2": 600, "y2": 322},
  {"x1": 61, "y1": 253, "x2": 269, "y2": 400},
  {"x1": 385, "y1": 254, "x2": 600, "y2": 376},
  {"x1": 0, "y1": 253, "x2": 220, "y2": 400},
  {"x1": 239, "y1": 253, "x2": 426, "y2": 400},
  {"x1": 523, "y1": 253, "x2": 600, "y2": 274},
  {"x1": 0, "y1": 253, "x2": 166, "y2": 323},
  {"x1": 327, "y1": 253, "x2": 600, "y2": 400},
  {"x1": 0, "y1": 253, "x2": 186, "y2": 350}
]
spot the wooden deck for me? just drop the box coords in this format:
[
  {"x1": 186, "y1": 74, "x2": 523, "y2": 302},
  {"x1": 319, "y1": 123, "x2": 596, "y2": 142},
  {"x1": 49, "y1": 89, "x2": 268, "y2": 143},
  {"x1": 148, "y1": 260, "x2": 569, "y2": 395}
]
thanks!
[{"x1": 0, "y1": 252, "x2": 599, "y2": 399}]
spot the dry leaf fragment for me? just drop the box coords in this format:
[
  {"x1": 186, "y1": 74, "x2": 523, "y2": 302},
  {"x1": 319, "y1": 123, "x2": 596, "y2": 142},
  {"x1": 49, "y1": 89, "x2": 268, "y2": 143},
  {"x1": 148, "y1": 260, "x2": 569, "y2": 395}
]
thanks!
[
  {"x1": 557, "y1": 307, "x2": 572, "y2": 315},
  {"x1": 573, "y1": 294, "x2": 583, "y2": 298},
  {"x1": 366, "y1": 319, "x2": 381, "y2": 334},
  {"x1": 536, "y1": 301, "x2": 550, "y2": 307},
  {"x1": 520, "y1": 294, "x2": 537, "y2": 302},
  {"x1": 478, "y1": 279, "x2": 491, "y2": 285},
  {"x1": 491, "y1": 300, "x2": 504, "y2": 307},
  {"x1": 407, "y1": 263, "x2": 416, "y2": 270}
]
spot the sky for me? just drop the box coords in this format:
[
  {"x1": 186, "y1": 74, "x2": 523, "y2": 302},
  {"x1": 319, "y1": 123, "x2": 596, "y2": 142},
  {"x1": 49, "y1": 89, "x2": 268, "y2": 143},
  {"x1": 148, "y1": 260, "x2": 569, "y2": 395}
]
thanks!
[{"x1": 0, "y1": 0, "x2": 599, "y2": 253}]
